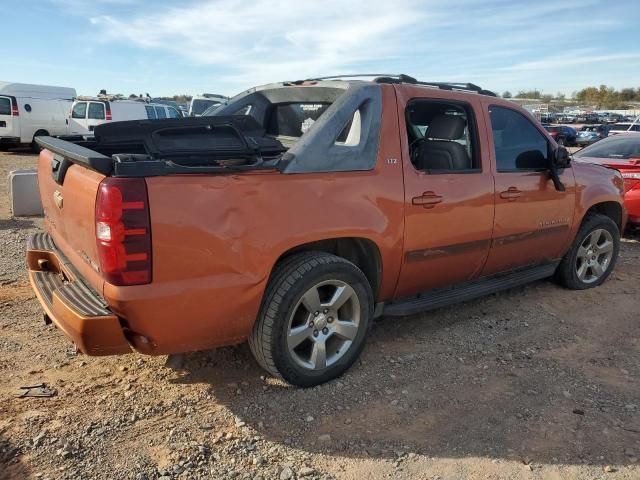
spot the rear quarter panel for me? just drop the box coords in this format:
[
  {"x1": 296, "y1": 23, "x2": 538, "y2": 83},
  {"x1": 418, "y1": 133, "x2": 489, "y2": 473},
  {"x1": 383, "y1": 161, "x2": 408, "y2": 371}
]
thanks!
[{"x1": 106, "y1": 85, "x2": 406, "y2": 354}]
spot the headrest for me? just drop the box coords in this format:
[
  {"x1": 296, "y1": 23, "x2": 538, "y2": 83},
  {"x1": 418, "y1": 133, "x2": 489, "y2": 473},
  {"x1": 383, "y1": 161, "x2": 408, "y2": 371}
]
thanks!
[{"x1": 426, "y1": 115, "x2": 465, "y2": 140}]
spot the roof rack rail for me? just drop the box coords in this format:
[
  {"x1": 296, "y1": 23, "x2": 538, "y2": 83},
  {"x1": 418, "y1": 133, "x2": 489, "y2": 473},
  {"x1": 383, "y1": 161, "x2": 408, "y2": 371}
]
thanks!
[{"x1": 296, "y1": 73, "x2": 497, "y2": 97}]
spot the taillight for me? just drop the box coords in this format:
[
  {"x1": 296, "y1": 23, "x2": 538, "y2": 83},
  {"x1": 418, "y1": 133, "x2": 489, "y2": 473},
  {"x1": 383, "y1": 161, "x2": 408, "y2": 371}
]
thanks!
[
  {"x1": 95, "y1": 178, "x2": 151, "y2": 285},
  {"x1": 11, "y1": 97, "x2": 19, "y2": 116},
  {"x1": 105, "y1": 102, "x2": 112, "y2": 121},
  {"x1": 620, "y1": 171, "x2": 640, "y2": 193}
]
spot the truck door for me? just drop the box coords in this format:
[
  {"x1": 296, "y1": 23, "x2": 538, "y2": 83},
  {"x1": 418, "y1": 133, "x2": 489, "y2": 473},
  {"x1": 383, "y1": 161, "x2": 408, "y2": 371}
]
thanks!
[
  {"x1": 0, "y1": 96, "x2": 18, "y2": 142},
  {"x1": 86, "y1": 102, "x2": 107, "y2": 132},
  {"x1": 69, "y1": 101, "x2": 88, "y2": 134},
  {"x1": 480, "y1": 103, "x2": 575, "y2": 275},
  {"x1": 394, "y1": 88, "x2": 495, "y2": 298}
]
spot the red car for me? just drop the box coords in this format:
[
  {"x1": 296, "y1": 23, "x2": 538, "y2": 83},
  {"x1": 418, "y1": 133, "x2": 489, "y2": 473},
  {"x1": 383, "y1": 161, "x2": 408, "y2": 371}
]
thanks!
[{"x1": 574, "y1": 133, "x2": 640, "y2": 225}]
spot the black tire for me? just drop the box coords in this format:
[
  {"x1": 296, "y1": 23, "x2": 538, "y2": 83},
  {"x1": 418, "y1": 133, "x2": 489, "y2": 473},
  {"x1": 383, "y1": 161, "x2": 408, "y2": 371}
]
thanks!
[
  {"x1": 249, "y1": 252, "x2": 373, "y2": 387},
  {"x1": 31, "y1": 130, "x2": 48, "y2": 153},
  {"x1": 555, "y1": 213, "x2": 620, "y2": 289},
  {"x1": 557, "y1": 137, "x2": 566, "y2": 146}
]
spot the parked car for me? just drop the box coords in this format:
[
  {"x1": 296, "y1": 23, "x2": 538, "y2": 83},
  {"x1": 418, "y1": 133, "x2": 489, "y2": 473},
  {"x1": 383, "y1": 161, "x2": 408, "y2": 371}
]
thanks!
[
  {"x1": 189, "y1": 94, "x2": 228, "y2": 117},
  {"x1": 67, "y1": 97, "x2": 183, "y2": 136},
  {"x1": 28, "y1": 76, "x2": 625, "y2": 387},
  {"x1": 574, "y1": 133, "x2": 640, "y2": 226},
  {"x1": 576, "y1": 124, "x2": 609, "y2": 146},
  {"x1": 0, "y1": 82, "x2": 76, "y2": 151},
  {"x1": 544, "y1": 125, "x2": 577, "y2": 146},
  {"x1": 608, "y1": 122, "x2": 640, "y2": 136}
]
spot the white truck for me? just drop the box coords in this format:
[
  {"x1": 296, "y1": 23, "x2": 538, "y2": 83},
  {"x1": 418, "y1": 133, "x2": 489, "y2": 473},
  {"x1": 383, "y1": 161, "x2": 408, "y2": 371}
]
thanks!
[{"x1": 0, "y1": 82, "x2": 76, "y2": 151}]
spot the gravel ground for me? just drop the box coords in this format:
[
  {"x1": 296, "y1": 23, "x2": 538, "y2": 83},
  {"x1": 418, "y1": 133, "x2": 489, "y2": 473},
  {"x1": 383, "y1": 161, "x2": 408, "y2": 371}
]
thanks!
[{"x1": 0, "y1": 150, "x2": 639, "y2": 480}]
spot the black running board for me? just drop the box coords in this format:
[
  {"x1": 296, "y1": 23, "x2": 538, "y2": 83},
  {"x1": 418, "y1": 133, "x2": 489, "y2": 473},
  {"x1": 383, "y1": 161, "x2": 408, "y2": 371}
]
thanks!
[{"x1": 383, "y1": 262, "x2": 559, "y2": 317}]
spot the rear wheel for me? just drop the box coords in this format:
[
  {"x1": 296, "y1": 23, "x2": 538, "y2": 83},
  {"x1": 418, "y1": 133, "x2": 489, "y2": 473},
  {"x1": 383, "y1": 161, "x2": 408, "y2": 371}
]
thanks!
[
  {"x1": 31, "y1": 130, "x2": 49, "y2": 153},
  {"x1": 249, "y1": 252, "x2": 373, "y2": 387},
  {"x1": 557, "y1": 137, "x2": 566, "y2": 146},
  {"x1": 555, "y1": 213, "x2": 619, "y2": 289}
]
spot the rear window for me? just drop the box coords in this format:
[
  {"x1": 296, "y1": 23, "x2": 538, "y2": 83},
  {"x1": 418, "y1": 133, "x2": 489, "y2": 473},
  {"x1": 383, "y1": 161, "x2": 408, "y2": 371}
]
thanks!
[
  {"x1": 610, "y1": 124, "x2": 640, "y2": 132},
  {"x1": 72, "y1": 102, "x2": 87, "y2": 119},
  {"x1": 0, "y1": 97, "x2": 10, "y2": 115},
  {"x1": 266, "y1": 103, "x2": 332, "y2": 137},
  {"x1": 575, "y1": 135, "x2": 640, "y2": 160},
  {"x1": 88, "y1": 102, "x2": 105, "y2": 120}
]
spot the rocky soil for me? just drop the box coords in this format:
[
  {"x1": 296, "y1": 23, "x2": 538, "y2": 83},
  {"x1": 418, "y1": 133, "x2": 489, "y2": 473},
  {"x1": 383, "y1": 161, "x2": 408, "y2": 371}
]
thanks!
[{"x1": 0, "y1": 150, "x2": 638, "y2": 480}]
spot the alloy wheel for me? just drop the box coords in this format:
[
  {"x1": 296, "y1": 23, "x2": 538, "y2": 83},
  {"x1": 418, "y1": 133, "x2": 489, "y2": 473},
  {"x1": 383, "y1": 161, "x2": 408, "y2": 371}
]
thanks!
[{"x1": 575, "y1": 228, "x2": 614, "y2": 284}]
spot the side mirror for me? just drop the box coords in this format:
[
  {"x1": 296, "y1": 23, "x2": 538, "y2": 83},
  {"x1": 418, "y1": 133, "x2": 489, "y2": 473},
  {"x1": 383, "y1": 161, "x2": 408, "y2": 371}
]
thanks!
[
  {"x1": 553, "y1": 146, "x2": 571, "y2": 168},
  {"x1": 548, "y1": 147, "x2": 569, "y2": 192}
]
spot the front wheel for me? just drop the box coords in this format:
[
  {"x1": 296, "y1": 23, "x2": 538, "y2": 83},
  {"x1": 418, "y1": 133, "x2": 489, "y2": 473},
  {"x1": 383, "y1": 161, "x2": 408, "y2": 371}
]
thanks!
[
  {"x1": 555, "y1": 213, "x2": 620, "y2": 289},
  {"x1": 249, "y1": 252, "x2": 373, "y2": 387}
]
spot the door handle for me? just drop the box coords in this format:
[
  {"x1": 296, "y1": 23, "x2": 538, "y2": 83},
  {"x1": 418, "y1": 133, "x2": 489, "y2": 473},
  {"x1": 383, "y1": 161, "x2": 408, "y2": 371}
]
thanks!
[
  {"x1": 412, "y1": 191, "x2": 443, "y2": 208},
  {"x1": 500, "y1": 187, "x2": 521, "y2": 201}
]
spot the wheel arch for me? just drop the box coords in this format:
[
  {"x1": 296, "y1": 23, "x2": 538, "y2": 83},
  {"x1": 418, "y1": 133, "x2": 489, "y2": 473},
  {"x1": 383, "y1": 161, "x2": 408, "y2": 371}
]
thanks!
[
  {"x1": 271, "y1": 237, "x2": 383, "y2": 298},
  {"x1": 583, "y1": 201, "x2": 623, "y2": 230}
]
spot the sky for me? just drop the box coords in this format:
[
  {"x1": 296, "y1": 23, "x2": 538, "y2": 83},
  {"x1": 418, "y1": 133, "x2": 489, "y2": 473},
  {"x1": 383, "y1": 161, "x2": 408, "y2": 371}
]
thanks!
[{"x1": 3, "y1": 0, "x2": 640, "y2": 98}]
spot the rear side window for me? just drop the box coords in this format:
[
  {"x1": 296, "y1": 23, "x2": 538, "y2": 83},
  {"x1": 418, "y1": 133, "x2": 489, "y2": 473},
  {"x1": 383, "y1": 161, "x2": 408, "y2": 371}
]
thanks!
[
  {"x1": 88, "y1": 102, "x2": 105, "y2": 120},
  {"x1": 155, "y1": 106, "x2": 167, "y2": 119},
  {"x1": 0, "y1": 97, "x2": 10, "y2": 115},
  {"x1": 72, "y1": 102, "x2": 87, "y2": 119},
  {"x1": 145, "y1": 105, "x2": 157, "y2": 119},
  {"x1": 489, "y1": 106, "x2": 549, "y2": 171},
  {"x1": 167, "y1": 107, "x2": 180, "y2": 118}
]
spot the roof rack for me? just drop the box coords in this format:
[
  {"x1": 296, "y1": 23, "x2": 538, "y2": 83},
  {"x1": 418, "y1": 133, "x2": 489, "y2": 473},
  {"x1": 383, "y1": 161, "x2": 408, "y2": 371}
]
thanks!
[{"x1": 299, "y1": 74, "x2": 496, "y2": 97}]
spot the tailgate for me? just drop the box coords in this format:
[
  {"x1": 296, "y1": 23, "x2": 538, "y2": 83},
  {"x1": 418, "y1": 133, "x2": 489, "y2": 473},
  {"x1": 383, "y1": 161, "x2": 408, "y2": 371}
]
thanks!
[{"x1": 37, "y1": 146, "x2": 108, "y2": 295}]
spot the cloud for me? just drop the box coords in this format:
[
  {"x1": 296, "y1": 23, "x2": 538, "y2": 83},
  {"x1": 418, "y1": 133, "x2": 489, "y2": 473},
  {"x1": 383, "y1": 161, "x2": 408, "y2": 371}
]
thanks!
[
  {"x1": 50, "y1": 0, "x2": 640, "y2": 95},
  {"x1": 89, "y1": 0, "x2": 428, "y2": 86}
]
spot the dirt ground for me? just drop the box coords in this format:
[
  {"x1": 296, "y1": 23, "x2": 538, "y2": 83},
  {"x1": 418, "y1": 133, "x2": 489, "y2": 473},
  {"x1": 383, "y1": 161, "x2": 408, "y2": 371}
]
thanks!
[{"x1": 0, "y1": 150, "x2": 638, "y2": 480}]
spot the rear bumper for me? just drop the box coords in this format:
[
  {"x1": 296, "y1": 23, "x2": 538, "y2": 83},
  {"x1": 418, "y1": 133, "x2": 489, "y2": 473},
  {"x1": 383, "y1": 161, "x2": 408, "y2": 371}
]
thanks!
[
  {"x1": 0, "y1": 136, "x2": 20, "y2": 146},
  {"x1": 26, "y1": 232, "x2": 131, "y2": 355}
]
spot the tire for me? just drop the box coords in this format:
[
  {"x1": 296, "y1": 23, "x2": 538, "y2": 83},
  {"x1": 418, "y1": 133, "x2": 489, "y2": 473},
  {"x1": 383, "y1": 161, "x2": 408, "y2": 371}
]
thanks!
[
  {"x1": 31, "y1": 130, "x2": 48, "y2": 153},
  {"x1": 249, "y1": 252, "x2": 373, "y2": 387},
  {"x1": 555, "y1": 213, "x2": 620, "y2": 290},
  {"x1": 557, "y1": 137, "x2": 566, "y2": 146}
]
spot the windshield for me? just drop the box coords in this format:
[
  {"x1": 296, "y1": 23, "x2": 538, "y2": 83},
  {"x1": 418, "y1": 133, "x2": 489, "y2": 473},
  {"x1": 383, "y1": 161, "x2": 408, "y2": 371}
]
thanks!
[
  {"x1": 191, "y1": 99, "x2": 221, "y2": 115},
  {"x1": 575, "y1": 135, "x2": 640, "y2": 160}
]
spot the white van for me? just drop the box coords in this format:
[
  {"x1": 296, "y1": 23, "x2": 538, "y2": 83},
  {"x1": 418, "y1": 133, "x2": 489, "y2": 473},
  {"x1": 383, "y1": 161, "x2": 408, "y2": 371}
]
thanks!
[
  {"x1": 0, "y1": 82, "x2": 76, "y2": 150},
  {"x1": 189, "y1": 94, "x2": 227, "y2": 117},
  {"x1": 68, "y1": 97, "x2": 183, "y2": 136}
]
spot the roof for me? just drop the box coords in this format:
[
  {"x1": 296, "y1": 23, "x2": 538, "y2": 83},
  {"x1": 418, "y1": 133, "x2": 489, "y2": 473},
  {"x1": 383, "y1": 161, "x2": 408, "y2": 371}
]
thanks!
[{"x1": 0, "y1": 81, "x2": 76, "y2": 99}]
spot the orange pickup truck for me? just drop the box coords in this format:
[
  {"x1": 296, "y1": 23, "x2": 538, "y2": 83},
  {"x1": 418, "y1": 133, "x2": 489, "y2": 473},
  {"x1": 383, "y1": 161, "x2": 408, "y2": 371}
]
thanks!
[{"x1": 27, "y1": 75, "x2": 626, "y2": 386}]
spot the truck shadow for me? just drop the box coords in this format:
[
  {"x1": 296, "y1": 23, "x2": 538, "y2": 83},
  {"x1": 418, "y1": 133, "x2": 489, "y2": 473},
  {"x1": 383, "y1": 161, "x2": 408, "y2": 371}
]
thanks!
[
  {"x1": 0, "y1": 434, "x2": 31, "y2": 480},
  {"x1": 172, "y1": 276, "x2": 640, "y2": 468},
  {"x1": 0, "y1": 218, "x2": 37, "y2": 231}
]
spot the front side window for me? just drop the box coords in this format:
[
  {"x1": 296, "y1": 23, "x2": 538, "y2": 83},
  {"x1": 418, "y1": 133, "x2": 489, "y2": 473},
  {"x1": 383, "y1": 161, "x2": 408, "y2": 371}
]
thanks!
[
  {"x1": 405, "y1": 100, "x2": 479, "y2": 172},
  {"x1": 88, "y1": 102, "x2": 105, "y2": 120},
  {"x1": 72, "y1": 102, "x2": 87, "y2": 119},
  {"x1": 0, "y1": 97, "x2": 10, "y2": 116},
  {"x1": 155, "y1": 106, "x2": 167, "y2": 119},
  {"x1": 489, "y1": 106, "x2": 549, "y2": 171},
  {"x1": 167, "y1": 107, "x2": 181, "y2": 118}
]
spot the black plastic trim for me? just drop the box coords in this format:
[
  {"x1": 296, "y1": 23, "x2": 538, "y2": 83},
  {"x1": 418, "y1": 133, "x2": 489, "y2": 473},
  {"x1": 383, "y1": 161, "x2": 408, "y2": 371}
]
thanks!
[
  {"x1": 35, "y1": 136, "x2": 113, "y2": 175},
  {"x1": 383, "y1": 262, "x2": 559, "y2": 317}
]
